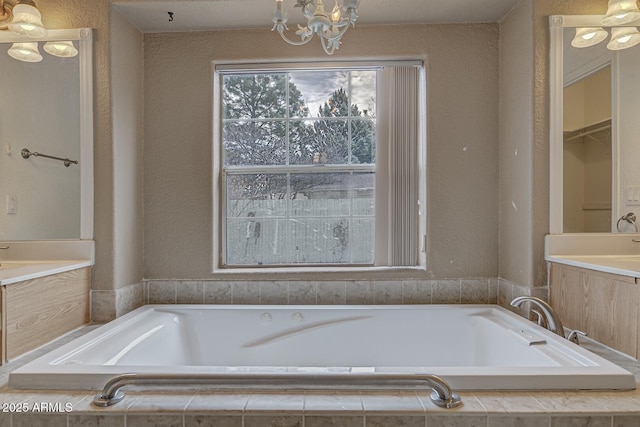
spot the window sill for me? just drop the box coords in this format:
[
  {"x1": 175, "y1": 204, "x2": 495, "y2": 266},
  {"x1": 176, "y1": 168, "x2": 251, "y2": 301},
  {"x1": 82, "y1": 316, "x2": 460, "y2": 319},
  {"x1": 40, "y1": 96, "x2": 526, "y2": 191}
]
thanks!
[{"x1": 210, "y1": 265, "x2": 427, "y2": 281}]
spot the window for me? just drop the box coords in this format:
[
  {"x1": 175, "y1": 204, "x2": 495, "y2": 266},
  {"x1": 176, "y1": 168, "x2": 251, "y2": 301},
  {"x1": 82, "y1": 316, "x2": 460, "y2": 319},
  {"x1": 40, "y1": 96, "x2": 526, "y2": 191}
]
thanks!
[{"x1": 214, "y1": 62, "x2": 425, "y2": 270}]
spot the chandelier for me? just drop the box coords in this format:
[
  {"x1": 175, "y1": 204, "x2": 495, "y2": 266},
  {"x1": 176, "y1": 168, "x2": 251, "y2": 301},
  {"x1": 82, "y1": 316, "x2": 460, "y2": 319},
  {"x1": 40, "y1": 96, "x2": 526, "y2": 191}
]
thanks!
[{"x1": 272, "y1": 0, "x2": 359, "y2": 55}]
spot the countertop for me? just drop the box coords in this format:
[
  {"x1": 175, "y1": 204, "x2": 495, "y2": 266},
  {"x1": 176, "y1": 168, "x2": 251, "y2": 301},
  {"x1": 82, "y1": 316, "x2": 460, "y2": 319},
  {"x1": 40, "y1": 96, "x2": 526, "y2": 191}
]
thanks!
[
  {"x1": 0, "y1": 260, "x2": 93, "y2": 286},
  {"x1": 547, "y1": 255, "x2": 640, "y2": 278},
  {"x1": 0, "y1": 240, "x2": 94, "y2": 286},
  {"x1": 545, "y1": 234, "x2": 640, "y2": 278}
]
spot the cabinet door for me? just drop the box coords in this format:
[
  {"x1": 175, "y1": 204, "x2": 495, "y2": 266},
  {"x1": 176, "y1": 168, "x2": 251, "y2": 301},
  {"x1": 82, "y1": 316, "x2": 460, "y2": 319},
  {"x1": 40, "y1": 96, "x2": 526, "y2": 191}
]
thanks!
[
  {"x1": 583, "y1": 272, "x2": 637, "y2": 357},
  {"x1": 550, "y1": 263, "x2": 585, "y2": 332},
  {"x1": 550, "y1": 262, "x2": 638, "y2": 358},
  {"x1": 4, "y1": 268, "x2": 90, "y2": 361}
]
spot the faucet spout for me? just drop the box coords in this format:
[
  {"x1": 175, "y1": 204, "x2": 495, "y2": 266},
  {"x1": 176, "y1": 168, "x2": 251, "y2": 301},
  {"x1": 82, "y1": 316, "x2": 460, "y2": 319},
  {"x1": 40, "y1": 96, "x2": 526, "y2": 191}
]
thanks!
[{"x1": 510, "y1": 296, "x2": 565, "y2": 338}]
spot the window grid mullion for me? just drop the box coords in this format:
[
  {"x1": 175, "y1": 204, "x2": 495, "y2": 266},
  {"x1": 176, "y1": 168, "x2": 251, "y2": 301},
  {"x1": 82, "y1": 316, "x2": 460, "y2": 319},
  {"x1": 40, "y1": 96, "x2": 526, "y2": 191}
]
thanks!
[
  {"x1": 221, "y1": 68, "x2": 381, "y2": 267},
  {"x1": 285, "y1": 75, "x2": 291, "y2": 264}
]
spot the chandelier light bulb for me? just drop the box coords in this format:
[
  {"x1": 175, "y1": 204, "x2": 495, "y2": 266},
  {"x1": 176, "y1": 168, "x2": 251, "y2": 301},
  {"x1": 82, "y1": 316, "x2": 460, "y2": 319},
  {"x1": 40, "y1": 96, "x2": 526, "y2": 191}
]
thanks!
[
  {"x1": 331, "y1": 3, "x2": 341, "y2": 22},
  {"x1": 8, "y1": 2, "x2": 47, "y2": 37}
]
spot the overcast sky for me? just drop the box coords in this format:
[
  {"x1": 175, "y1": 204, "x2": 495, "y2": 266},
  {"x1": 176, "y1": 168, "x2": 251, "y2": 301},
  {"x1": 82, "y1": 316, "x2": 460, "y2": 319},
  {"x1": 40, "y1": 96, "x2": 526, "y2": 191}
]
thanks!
[{"x1": 289, "y1": 70, "x2": 376, "y2": 117}]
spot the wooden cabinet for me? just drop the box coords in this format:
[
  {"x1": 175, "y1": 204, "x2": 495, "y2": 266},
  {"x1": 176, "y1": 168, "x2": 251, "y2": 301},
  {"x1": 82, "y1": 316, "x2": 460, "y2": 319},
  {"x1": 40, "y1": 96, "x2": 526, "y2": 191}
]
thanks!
[
  {"x1": 550, "y1": 263, "x2": 638, "y2": 357},
  {"x1": 1, "y1": 267, "x2": 90, "y2": 362}
]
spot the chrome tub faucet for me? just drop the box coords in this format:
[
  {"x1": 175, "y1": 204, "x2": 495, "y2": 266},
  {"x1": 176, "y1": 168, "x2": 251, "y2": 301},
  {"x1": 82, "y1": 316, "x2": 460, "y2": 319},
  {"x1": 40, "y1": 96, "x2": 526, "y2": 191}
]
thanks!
[{"x1": 510, "y1": 296, "x2": 565, "y2": 338}]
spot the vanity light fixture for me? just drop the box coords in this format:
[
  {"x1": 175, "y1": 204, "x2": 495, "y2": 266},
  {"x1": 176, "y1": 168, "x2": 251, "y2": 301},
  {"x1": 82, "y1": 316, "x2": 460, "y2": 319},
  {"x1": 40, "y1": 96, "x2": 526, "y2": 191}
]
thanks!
[
  {"x1": 602, "y1": 0, "x2": 640, "y2": 26},
  {"x1": 607, "y1": 26, "x2": 640, "y2": 49},
  {"x1": 272, "y1": 0, "x2": 359, "y2": 55},
  {"x1": 572, "y1": 0, "x2": 640, "y2": 50},
  {"x1": 8, "y1": 0, "x2": 46, "y2": 37},
  {"x1": 0, "y1": 0, "x2": 78, "y2": 62},
  {"x1": 7, "y1": 41, "x2": 41, "y2": 62},
  {"x1": 571, "y1": 27, "x2": 609, "y2": 48},
  {"x1": 43, "y1": 40, "x2": 78, "y2": 57}
]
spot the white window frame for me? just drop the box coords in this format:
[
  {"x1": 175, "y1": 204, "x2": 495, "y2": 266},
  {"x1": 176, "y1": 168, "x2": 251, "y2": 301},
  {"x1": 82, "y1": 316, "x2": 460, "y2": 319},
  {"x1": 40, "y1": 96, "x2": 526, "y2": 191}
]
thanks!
[{"x1": 212, "y1": 60, "x2": 427, "y2": 273}]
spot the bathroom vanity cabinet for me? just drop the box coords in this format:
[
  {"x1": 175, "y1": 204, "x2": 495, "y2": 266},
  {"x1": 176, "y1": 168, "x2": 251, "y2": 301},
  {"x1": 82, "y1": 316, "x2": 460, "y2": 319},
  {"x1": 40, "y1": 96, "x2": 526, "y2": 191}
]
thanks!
[
  {"x1": 549, "y1": 262, "x2": 639, "y2": 358},
  {"x1": 0, "y1": 267, "x2": 90, "y2": 363}
]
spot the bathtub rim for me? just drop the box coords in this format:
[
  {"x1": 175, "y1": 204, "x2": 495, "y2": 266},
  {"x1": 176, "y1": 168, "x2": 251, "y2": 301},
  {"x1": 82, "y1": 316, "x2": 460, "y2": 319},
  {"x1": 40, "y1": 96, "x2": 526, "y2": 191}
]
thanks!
[{"x1": 8, "y1": 304, "x2": 638, "y2": 392}]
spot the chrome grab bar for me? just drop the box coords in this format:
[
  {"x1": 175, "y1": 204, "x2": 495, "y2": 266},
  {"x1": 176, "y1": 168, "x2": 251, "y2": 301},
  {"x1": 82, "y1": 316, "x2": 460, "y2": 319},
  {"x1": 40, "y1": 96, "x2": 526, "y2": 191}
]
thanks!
[
  {"x1": 21, "y1": 148, "x2": 78, "y2": 167},
  {"x1": 93, "y1": 372, "x2": 462, "y2": 409}
]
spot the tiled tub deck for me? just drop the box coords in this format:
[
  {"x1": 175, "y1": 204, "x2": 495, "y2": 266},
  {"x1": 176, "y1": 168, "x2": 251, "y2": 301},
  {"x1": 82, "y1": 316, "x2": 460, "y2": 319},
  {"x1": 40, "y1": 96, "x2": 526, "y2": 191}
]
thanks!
[{"x1": 1, "y1": 327, "x2": 640, "y2": 426}]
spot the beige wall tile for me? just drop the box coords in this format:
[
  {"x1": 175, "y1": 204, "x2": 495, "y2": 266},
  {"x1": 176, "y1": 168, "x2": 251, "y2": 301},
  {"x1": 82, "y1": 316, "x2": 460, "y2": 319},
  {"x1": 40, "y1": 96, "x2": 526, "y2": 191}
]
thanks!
[
  {"x1": 147, "y1": 281, "x2": 177, "y2": 304},
  {"x1": 259, "y1": 281, "x2": 289, "y2": 304},
  {"x1": 12, "y1": 414, "x2": 67, "y2": 427},
  {"x1": 68, "y1": 414, "x2": 126, "y2": 427},
  {"x1": 488, "y1": 415, "x2": 549, "y2": 427},
  {"x1": 346, "y1": 281, "x2": 374, "y2": 304},
  {"x1": 316, "y1": 282, "x2": 347, "y2": 304},
  {"x1": 550, "y1": 415, "x2": 612, "y2": 427},
  {"x1": 426, "y1": 415, "x2": 488, "y2": 427},
  {"x1": 244, "y1": 415, "x2": 303, "y2": 427},
  {"x1": 373, "y1": 282, "x2": 403, "y2": 304},
  {"x1": 402, "y1": 280, "x2": 431, "y2": 304},
  {"x1": 288, "y1": 281, "x2": 317, "y2": 304},
  {"x1": 366, "y1": 415, "x2": 425, "y2": 427},
  {"x1": 184, "y1": 415, "x2": 242, "y2": 427},
  {"x1": 125, "y1": 414, "x2": 182, "y2": 427},
  {"x1": 204, "y1": 282, "x2": 233, "y2": 304},
  {"x1": 461, "y1": 279, "x2": 489, "y2": 304},
  {"x1": 232, "y1": 282, "x2": 260, "y2": 304},
  {"x1": 304, "y1": 415, "x2": 364, "y2": 427},
  {"x1": 432, "y1": 280, "x2": 461, "y2": 304},
  {"x1": 177, "y1": 281, "x2": 204, "y2": 304}
]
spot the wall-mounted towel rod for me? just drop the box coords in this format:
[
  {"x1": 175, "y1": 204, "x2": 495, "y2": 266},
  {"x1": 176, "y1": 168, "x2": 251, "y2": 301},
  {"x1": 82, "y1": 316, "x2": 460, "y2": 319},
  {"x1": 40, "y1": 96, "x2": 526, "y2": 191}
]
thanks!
[{"x1": 21, "y1": 148, "x2": 78, "y2": 167}]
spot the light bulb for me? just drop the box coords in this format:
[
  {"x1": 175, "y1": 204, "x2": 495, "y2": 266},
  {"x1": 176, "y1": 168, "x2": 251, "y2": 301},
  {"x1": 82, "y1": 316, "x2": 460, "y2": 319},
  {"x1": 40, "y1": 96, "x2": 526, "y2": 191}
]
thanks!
[
  {"x1": 602, "y1": 0, "x2": 640, "y2": 26},
  {"x1": 571, "y1": 27, "x2": 608, "y2": 48},
  {"x1": 7, "y1": 42, "x2": 43, "y2": 62},
  {"x1": 43, "y1": 41, "x2": 78, "y2": 58},
  {"x1": 8, "y1": 3, "x2": 47, "y2": 37},
  {"x1": 607, "y1": 27, "x2": 640, "y2": 50}
]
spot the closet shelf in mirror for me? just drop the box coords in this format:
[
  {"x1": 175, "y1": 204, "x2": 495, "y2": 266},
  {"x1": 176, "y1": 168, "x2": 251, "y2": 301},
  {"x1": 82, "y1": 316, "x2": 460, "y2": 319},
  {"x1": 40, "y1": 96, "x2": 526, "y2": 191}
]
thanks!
[
  {"x1": 563, "y1": 119, "x2": 611, "y2": 143},
  {"x1": 582, "y1": 201, "x2": 612, "y2": 211}
]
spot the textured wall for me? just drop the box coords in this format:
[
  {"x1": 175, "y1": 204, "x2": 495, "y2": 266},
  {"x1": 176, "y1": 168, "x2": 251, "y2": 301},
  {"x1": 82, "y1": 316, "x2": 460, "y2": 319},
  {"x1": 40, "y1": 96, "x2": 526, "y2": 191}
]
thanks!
[
  {"x1": 499, "y1": 0, "x2": 535, "y2": 287},
  {"x1": 498, "y1": 0, "x2": 608, "y2": 289},
  {"x1": 143, "y1": 24, "x2": 500, "y2": 280},
  {"x1": 111, "y1": 8, "x2": 144, "y2": 290},
  {"x1": 14, "y1": 0, "x2": 612, "y2": 295}
]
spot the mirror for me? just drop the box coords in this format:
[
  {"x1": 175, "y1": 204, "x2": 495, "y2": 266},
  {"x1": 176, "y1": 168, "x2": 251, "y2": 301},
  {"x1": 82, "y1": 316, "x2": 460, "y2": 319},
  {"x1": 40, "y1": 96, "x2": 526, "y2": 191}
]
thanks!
[
  {"x1": 550, "y1": 15, "x2": 640, "y2": 234},
  {"x1": 0, "y1": 28, "x2": 93, "y2": 241}
]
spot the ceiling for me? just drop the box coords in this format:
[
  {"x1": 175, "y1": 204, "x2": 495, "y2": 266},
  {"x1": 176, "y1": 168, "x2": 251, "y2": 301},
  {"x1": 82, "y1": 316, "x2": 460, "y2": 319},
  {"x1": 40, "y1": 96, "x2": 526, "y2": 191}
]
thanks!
[{"x1": 112, "y1": 0, "x2": 523, "y2": 33}]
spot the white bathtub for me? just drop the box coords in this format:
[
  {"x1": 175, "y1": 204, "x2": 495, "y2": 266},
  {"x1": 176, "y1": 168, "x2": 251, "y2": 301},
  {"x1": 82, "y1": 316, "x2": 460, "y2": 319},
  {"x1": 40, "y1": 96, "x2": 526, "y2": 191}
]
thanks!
[{"x1": 9, "y1": 304, "x2": 636, "y2": 391}]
